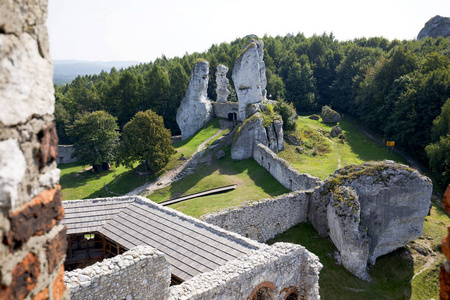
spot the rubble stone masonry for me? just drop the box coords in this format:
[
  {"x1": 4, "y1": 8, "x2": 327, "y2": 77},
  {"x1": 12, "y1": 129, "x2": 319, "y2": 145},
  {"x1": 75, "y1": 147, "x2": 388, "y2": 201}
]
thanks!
[{"x1": 0, "y1": 1, "x2": 67, "y2": 299}]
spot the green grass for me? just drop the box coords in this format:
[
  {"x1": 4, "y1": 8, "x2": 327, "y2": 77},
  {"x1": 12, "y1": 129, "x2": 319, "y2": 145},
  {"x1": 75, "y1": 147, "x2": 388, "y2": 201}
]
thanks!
[
  {"x1": 268, "y1": 199, "x2": 450, "y2": 300},
  {"x1": 60, "y1": 119, "x2": 223, "y2": 200},
  {"x1": 148, "y1": 146, "x2": 289, "y2": 218},
  {"x1": 59, "y1": 162, "x2": 147, "y2": 200},
  {"x1": 278, "y1": 116, "x2": 409, "y2": 180}
]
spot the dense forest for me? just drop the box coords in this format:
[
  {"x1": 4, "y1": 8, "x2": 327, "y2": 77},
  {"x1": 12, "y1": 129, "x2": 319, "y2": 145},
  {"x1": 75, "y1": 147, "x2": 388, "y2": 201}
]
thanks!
[{"x1": 54, "y1": 33, "x2": 450, "y2": 187}]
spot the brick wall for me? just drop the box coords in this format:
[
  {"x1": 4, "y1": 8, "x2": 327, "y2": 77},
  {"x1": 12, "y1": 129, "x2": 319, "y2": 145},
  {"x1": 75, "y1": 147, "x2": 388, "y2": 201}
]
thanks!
[{"x1": 0, "y1": 1, "x2": 67, "y2": 299}]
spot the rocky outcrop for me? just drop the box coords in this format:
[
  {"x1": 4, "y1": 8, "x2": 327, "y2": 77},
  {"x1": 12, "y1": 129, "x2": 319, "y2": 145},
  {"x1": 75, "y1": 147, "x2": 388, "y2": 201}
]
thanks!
[
  {"x1": 418, "y1": 15, "x2": 450, "y2": 40},
  {"x1": 330, "y1": 125, "x2": 342, "y2": 138},
  {"x1": 231, "y1": 113, "x2": 285, "y2": 160},
  {"x1": 232, "y1": 40, "x2": 267, "y2": 121},
  {"x1": 336, "y1": 161, "x2": 432, "y2": 265},
  {"x1": 176, "y1": 61, "x2": 213, "y2": 140},
  {"x1": 309, "y1": 161, "x2": 432, "y2": 279},
  {"x1": 327, "y1": 186, "x2": 369, "y2": 280},
  {"x1": 231, "y1": 113, "x2": 268, "y2": 160},
  {"x1": 321, "y1": 106, "x2": 340, "y2": 123},
  {"x1": 215, "y1": 64, "x2": 230, "y2": 103}
]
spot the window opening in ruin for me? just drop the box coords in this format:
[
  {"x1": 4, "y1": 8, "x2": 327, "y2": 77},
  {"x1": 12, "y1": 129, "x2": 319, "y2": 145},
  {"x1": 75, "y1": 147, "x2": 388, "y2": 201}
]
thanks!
[
  {"x1": 171, "y1": 274, "x2": 184, "y2": 286},
  {"x1": 65, "y1": 233, "x2": 125, "y2": 271},
  {"x1": 228, "y1": 112, "x2": 237, "y2": 121},
  {"x1": 251, "y1": 287, "x2": 275, "y2": 300},
  {"x1": 289, "y1": 179, "x2": 293, "y2": 190},
  {"x1": 285, "y1": 292, "x2": 299, "y2": 300},
  {"x1": 268, "y1": 163, "x2": 271, "y2": 172}
]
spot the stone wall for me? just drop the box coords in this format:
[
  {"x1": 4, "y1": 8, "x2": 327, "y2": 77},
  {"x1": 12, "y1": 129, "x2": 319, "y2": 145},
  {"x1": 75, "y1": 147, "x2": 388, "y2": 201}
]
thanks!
[
  {"x1": 0, "y1": 1, "x2": 67, "y2": 299},
  {"x1": 65, "y1": 246, "x2": 171, "y2": 300},
  {"x1": 57, "y1": 145, "x2": 76, "y2": 164},
  {"x1": 169, "y1": 243, "x2": 322, "y2": 300},
  {"x1": 254, "y1": 143, "x2": 322, "y2": 191},
  {"x1": 201, "y1": 191, "x2": 311, "y2": 242},
  {"x1": 213, "y1": 102, "x2": 239, "y2": 120}
]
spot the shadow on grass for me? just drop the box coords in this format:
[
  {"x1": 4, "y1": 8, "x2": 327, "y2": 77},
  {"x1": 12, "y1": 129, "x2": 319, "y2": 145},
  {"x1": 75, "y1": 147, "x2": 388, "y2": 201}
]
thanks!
[
  {"x1": 339, "y1": 118, "x2": 407, "y2": 165},
  {"x1": 268, "y1": 223, "x2": 413, "y2": 300},
  {"x1": 59, "y1": 167, "x2": 115, "y2": 190},
  {"x1": 151, "y1": 146, "x2": 288, "y2": 202}
]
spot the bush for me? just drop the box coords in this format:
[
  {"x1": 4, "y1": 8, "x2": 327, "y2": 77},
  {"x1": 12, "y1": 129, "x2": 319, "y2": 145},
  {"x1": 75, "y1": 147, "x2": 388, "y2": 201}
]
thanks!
[{"x1": 274, "y1": 100, "x2": 297, "y2": 132}]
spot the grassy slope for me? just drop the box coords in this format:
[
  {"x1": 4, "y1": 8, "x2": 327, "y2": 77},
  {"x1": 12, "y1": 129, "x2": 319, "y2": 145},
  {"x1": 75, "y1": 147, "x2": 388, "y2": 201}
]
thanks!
[
  {"x1": 269, "y1": 199, "x2": 449, "y2": 300},
  {"x1": 278, "y1": 117, "x2": 408, "y2": 180},
  {"x1": 148, "y1": 146, "x2": 289, "y2": 218},
  {"x1": 60, "y1": 119, "x2": 222, "y2": 200},
  {"x1": 59, "y1": 162, "x2": 145, "y2": 200}
]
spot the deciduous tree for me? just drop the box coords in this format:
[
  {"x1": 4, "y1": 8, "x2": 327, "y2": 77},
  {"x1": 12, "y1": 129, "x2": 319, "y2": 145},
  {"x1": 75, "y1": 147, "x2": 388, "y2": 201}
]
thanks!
[{"x1": 117, "y1": 109, "x2": 174, "y2": 172}]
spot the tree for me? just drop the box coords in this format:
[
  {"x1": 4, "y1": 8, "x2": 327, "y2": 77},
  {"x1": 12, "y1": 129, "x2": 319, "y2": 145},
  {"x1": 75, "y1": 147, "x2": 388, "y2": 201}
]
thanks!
[
  {"x1": 69, "y1": 111, "x2": 119, "y2": 171},
  {"x1": 274, "y1": 100, "x2": 297, "y2": 132},
  {"x1": 425, "y1": 135, "x2": 450, "y2": 187},
  {"x1": 117, "y1": 109, "x2": 174, "y2": 172}
]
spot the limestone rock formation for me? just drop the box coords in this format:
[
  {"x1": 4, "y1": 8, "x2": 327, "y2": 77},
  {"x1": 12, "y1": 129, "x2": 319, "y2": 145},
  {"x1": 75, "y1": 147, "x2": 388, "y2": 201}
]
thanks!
[
  {"x1": 321, "y1": 106, "x2": 340, "y2": 123},
  {"x1": 215, "y1": 64, "x2": 230, "y2": 103},
  {"x1": 418, "y1": 15, "x2": 450, "y2": 40},
  {"x1": 232, "y1": 40, "x2": 267, "y2": 121},
  {"x1": 176, "y1": 61, "x2": 213, "y2": 140},
  {"x1": 231, "y1": 113, "x2": 285, "y2": 160},
  {"x1": 231, "y1": 113, "x2": 268, "y2": 160},
  {"x1": 309, "y1": 161, "x2": 432, "y2": 279},
  {"x1": 337, "y1": 161, "x2": 432, "y2": 265},
  {"x1": 327, "y1": 186, "x2": 369, "y2": 280},
  {"x1": 330, "y1": 125, "x2": 342, "y2": 137}
]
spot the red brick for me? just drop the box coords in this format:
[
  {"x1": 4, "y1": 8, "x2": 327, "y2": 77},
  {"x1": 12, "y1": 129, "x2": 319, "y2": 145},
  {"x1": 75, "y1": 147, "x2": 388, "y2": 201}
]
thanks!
[
  {"x1": 52, "y1": 265, "x2": 66, "y2": 300},
  {"x1": 38, "y1": 122, "x2": 58, "y2": 169},
  {"x1": 46, "y1": 227, "x2": 67, "y2": 273},
  {"x1": 0, "y1": 252, "x2": 40, "y2": 300},
  {"x1": 248, "y1": 281, "x2": 276, "y2": 300},
  {"x1": 5, "y1": 186, "x2": 64, "y2": 248},
  {"x1": 33, "y1": 288, "x2": 49, "y2": 300}
]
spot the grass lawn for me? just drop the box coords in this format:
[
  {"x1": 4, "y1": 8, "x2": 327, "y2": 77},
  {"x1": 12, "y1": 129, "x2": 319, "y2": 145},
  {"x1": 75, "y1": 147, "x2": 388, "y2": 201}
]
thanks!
[
  {"x1": 278, "y1": 116, "x2": 409, "y2": 180},
  {"x1": 148, "y1": 146, "x2": 289, "y2": 218},
  {"x1": 59, "y1": 119, "x2": 223, "y2": 200},
  {"x1": 268, "y1": 198, "x2": 448, "y2": 300},
  {"x1": 59, "y1": 162, "x2": 146, "y2": 200}
]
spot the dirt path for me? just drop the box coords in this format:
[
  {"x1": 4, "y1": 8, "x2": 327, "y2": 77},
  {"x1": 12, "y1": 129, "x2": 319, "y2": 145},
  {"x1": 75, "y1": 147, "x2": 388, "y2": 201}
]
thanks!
[
  {"x1": 125, "y1": 129, "x2": 224, "y2": 197},
  {"x1": 410, "y1": 253, "x2": 436, "y2": 282}
]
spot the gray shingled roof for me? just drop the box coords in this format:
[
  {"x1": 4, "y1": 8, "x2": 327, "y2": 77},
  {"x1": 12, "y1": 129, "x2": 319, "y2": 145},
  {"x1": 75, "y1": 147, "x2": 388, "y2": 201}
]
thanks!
[{"x1": 62, "y1": 196, "x2": 260, "y2": 281}]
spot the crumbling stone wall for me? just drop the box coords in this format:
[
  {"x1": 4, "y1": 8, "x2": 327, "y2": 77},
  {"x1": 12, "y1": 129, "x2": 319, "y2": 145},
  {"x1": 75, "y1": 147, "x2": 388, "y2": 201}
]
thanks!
[
  {"x1": 65, "y1": 246, "x2": 171, "y2": 300},
  {"x1": 57, "y1": 145, "x2": 76, "y2": 164},
  {"x1": 213, "y1": 102, "x2": 239, "y2": 120},
  {"x1": 254, "y1": 143, "x2": 322, "y2": 191},
  {"x1": 0, "y1": 1, "x2": 67, "y2": 299},
  {"x1": 169, "y1": 243, "x2": 322, "y2": 300},
  {"x1": 201, "y1": 191, "x2": 311, "y2": 242}
]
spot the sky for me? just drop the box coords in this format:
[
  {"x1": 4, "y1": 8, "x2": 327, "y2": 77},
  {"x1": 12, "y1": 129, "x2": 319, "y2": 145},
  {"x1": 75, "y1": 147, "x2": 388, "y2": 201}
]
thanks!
[{"x1": 47, "y1": 0, "x2": 450, "y2": 63}]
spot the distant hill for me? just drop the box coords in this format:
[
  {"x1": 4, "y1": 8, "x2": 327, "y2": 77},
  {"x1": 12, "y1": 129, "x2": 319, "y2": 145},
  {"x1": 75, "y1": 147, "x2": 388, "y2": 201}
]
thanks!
[{"x1": 53, "y1": 60, "x2": 141, "y2": 85}]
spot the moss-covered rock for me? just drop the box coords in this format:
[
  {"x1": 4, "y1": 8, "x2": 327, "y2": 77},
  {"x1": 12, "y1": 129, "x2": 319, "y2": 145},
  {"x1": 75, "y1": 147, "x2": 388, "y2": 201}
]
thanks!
[{"x1": 321, "y1": 105, "x2": 341, "y2": 123}]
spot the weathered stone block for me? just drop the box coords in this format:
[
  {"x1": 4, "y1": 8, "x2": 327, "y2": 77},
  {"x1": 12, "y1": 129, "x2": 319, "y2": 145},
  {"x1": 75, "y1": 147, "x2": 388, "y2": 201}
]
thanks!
[
  {"x1": 0, "y1": 139, "x2": 27, "y2": 208},
  {"x1": 6, "y1": 186, "x2": 64, "y2": 246},
  {"x1": 0, "y1": 33, "x2": 54, "y2": 126}
]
